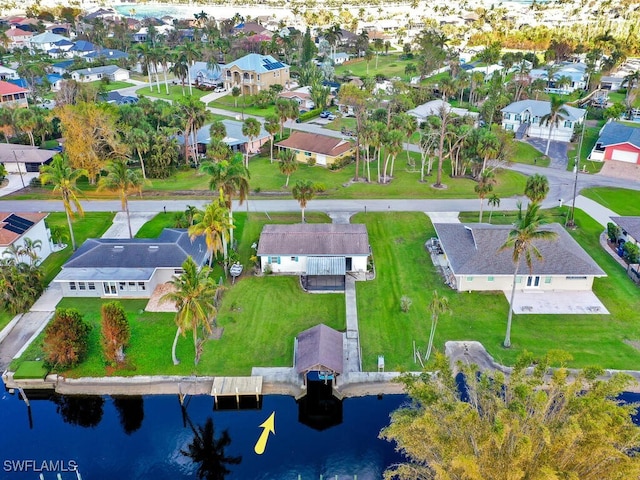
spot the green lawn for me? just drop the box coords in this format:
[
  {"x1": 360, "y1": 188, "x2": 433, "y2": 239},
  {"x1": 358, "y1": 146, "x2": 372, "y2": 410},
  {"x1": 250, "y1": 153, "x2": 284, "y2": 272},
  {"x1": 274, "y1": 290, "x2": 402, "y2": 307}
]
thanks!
[
  {"x1": 208, "y1": 94, "x2": 276, "y2": 118},
  {"x1": 334, "y1": 53, "x2": 413, "y2": 80},
  {"x1": 581, "y1": 187, "x2": 640, "y2": 215},
  {"x1": 512, "y1": 141, "x2": 550, "y2": 167},
  {"x1": 101, "y1": 81, "x2": 135, "y2": 92},
  {"x1": 567, "y1": 121, "x2": 606, "y2": 174},
  {"x1": 140, "y1": 85, "x2": 210, "y2": 102},
  {"x1": 0, "y1": 310, "x2": 14, "y2": 333},
  {"x1": 356, "y1": 210, "x2": 640, "y2": 371}
]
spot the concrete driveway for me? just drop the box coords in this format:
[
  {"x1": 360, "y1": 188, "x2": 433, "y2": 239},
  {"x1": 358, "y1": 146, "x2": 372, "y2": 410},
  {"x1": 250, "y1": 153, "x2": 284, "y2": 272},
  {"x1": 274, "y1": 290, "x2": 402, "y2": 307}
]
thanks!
[
  {"x1": 101, "y1": 211, "x2": 159, "y2": 238},
  {"x1": 0, "y1": 172, "x2": 39, "y2": 198},
  {"x1": 525, "y1": 138, "x2": 570, "y2": 170}
]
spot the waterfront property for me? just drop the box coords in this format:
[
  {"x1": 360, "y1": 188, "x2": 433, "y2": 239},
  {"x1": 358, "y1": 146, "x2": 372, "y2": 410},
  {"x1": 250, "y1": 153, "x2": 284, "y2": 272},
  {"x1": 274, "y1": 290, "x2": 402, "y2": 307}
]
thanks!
[
  {"x1": 590, "y1": 121, "x2": 640, "y2": 164},
  {"x1": 257, "y1": 223, "x2": 370, "y2": 291},
  {"x1": 0, "y1": 212, "x2": 54, "y2": 262},
  {"x1": 275, "y1": 131, "x2": 355, "y2": 167},
  {"x1": 54, "y1": 228, "x2": 207, "y2": 298},
  {"x1": 222, "y1": 53, "x2": 290, "y2": 96},
  {"x1": 501, "y1": 100, "x2": 586, "y2": 142},
  {"x1": 432, "y1": 222, "x2": 605, "y2": 294},
  {"x1": 295, "y1": 324, "x2": 343, "y2": 388}
]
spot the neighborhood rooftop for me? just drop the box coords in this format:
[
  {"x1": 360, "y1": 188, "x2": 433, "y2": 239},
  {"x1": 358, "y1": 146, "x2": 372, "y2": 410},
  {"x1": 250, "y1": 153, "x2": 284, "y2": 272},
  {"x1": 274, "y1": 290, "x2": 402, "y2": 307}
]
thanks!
[
  {"x1": 223, "y1": 53, "x2": 288, "y2": 73},
  {"x1": 596, "y1": 122, "x2": 640, "y2": 148},
  {"x1": 275, "y1": 131, "x2": 354, "y2": 157},
  {"x1": 0, "y1": 212, "x2": 47, "y2": 246},
  {"x1": 433, "y1": 223, "x2": 605, "y2": 276},
  {"x1": 611, "y1": 217, "x2": 640, "y2": 241},
  {"x1": 257, "y1": 224, "x2": 370, "y2": 256},
  {"x1": 501, "y1": 99, "x2": 586, "y2": 121},
  {"x1": 295, "y1": 324, "x2": 344, "y2": 375}
]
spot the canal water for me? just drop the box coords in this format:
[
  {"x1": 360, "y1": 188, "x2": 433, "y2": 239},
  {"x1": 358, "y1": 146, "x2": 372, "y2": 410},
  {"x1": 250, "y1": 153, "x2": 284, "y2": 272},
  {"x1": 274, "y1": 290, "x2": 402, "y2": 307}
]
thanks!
[{"x1": 0, "y1": 383, "x2": 407, "y2": 479}]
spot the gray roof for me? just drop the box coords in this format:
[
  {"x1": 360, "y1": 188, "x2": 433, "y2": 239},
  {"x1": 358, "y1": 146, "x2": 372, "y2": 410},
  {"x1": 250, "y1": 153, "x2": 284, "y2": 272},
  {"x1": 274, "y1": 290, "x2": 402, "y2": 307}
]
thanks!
[
  {"x1": 501, "y1": 100, "x2": 586, "y2": 122},
  {"x1": 295, "y1": 324, "x2": 343, "y2": 374},
  {"x1": 71, "y1": 65, "x2": 126, "y2": 76},
  {"x1": 0, "y1": 143, "x2": 55, "y2": 164},
  {"x1": 611, "y1": 217, "x2": 640, "y2": 241},
  {"x1": 179, "y1": 119, "x2": 269, "y2": 148},
  {"x1": 596, "y1": 121, "x2": 640, "y2": 149},
  {"x1": 257, "y1": 224, "x2": 370, "y2": 256},
  {"x1": 61, "y1": 229, "x2": 208, "y2": 272},
  {"x1": 433, "y1": 223, "x2": 605, "y2": 277}
]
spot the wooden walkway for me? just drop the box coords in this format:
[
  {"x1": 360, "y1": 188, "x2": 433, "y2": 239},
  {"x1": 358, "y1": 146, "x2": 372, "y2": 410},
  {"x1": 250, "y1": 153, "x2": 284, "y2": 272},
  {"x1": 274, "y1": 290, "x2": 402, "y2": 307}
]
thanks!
[{"x1": 211, "y1": 376, "x2": 263, "y2": 407}]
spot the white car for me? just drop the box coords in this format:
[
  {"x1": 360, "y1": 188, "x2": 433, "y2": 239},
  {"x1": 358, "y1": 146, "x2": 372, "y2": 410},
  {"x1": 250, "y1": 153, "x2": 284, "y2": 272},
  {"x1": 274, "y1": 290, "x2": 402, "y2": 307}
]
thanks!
[{"x1": 213, "y1": 86, "x2": 226, "y2": 93}]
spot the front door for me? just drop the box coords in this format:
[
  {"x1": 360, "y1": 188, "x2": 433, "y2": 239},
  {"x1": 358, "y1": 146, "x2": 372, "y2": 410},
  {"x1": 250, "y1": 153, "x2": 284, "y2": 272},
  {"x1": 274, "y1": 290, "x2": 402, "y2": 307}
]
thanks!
[
  {"x1": 526, "y1": 276, "x2": 540, "y2": 287},
  {"x1": 103, "y1": 281, "x2": 117, "y2": 296},
  {"x1": 345, "y1": 257, "x2": 352, "y2": 271}
]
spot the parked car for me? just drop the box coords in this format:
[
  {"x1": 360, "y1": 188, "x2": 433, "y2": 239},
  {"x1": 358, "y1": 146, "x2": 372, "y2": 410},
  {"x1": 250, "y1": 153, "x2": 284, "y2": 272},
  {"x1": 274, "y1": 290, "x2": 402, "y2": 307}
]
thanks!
[
  {"x1": 214, "y1": 86, "x2": 226, "y2": 93},
  {"x1": 320, "y1": 110, "x2": 331, "y2": 118},
  {"x1": 326, "y1": 113, "x2": 337, "y2": 121}
]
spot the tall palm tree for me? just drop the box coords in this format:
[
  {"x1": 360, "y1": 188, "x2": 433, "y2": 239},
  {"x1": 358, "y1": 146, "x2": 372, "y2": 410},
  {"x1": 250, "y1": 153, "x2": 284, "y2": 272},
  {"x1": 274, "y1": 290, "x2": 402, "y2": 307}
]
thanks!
[
  {"x1": 98, "y1": 159, "x2": 144, "y2": 239},
  {"x1": 264, "y1": 114, "x2": 280, "y2": 163},
  {"x1": 178, "y1": 41, "x2": 201, "y2": 96},
  {"x1": 541, "y1": 96, "x2": 571, "y2": 156},
  {"x1": 200, "y1": 153, "x2": 249, "y2": 248},
  {"x1": 475, "y1": 170, "x2": 496, "y2": 223},
  {"x1": 498, "y1": 202, "x2": 558, "y2": 348},
  {"x1": 189, "y1": 199, "x2": 232, "y2": 269},
  {"x1": 161, "y1": 257, "x2": 219, "y2": 365},
  {"x1": 39, "y1": 154, "x2": 87, "y2": 251},
  {"x1": 425, "y1": 290, "x2": 450, "y2": 362},
  {"x1": 476, "y1": 129, "x2": 500, "y2": 175},
  {"x1": 488, "y1": 194, "x2": 500, "y2": 224},
  {"x1": 278, "y1": 149, "x2": 297, "y2": 187},
  {"x1": 170, "y1": 52, "x2": 189, "y2": 96},
  {"x1": 292, "y1": 180, "x2": 317, "y2": 223},
  {"x1": 125, "y1": 127, "x2": 150, "y2": 179},
  {"x1": 132, "y1": 43, "x2": 153, "y2": 91},
  {"x1": 177, "y1": 96, "x2": 209, "y2": 166},
  {"x1": 382, "y1": 129, "x2": 404, "y2": 183},
  {"x1": 241, "y1": 117, "x2": 261, "y2": 169},
  {"x1": 14, "y1": 108, "x2": 38, "y2": 146}
]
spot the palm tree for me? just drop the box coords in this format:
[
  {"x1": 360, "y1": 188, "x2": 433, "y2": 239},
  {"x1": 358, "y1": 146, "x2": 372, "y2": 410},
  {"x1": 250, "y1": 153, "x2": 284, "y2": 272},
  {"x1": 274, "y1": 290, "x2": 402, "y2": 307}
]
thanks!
[
  {"x1": 132, "y1": 43, "x2": 153, "y2": 91},
  {"x1": 488, "y1": 194, "x2": 500, "y2": 224},
  {"x1": 200, "y1": 153, "x2": 249, "y2": 248},
  {"x1": 209, "y1": 121, "x2": 227, "y2": 144},
  {"x1": 425, "y1": 290, "x2": 450, "y2": 362},
  {"x1": 264, "y1": 114, "x2": 280, "y2": 163},
  {"x1": 476, "y1": 129, "x2": 500, "y2": 175},
  {"x1": 524, "y1": 173, "x2": 549, "y2": 204},
  {"x1": 498, "y1": 202, "x2": 558, "y2": 348},
  {"x1": 161, "y1": 257, "x2": 219, "y2": 365},
  {"x1": 97, "y1": 159, "x2": 144, "y2": 239},
  {"x1": 39, "y1": 154, "x2": 87, "y2": 251},
  {"x1": 177, "y1": 96, "x2": 209, "y2": 166},
  {"x1": 178, "y1": 41, "x2": 201, "y2": 96},
  {"x1": 125, "y1": 127, "x2": 150, "y2": 179},
  {"x1": 382, "y1": 129, "x2": 404, "y2": 183},
  {"x1": 170, "y1": 53, "x2": 189, "y2": 96},
  {"x1": 241, "y1": 117, "x2": 261, "y2": 168},
  {"x1": 278, "y1": 149, "x2": 297, "y2": 187},
  {"x1": 14, "y1": 108, "x2": 38, "y2": 146},
  {"x1": 189, "y1": 199, "x2": 232, "y2": 269},
  {"x1": 541, "y1": 96, "x2": 570, "y2": 156},
  {"x1": 292, "y1": 180, "x2": 317, "y2": 223},
  {"x1": 231, "y1": 86, "x2": 241, "y2": 108},
  {"x1": 475, "y1": 170, "x2": 496, "y2": 223}
]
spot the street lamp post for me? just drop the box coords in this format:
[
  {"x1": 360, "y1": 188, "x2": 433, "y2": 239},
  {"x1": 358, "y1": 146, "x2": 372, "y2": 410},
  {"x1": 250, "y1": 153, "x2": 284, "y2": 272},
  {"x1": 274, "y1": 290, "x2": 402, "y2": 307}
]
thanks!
[{"x1": 567, "y1": 111, "x2": 587, "y2": 228}]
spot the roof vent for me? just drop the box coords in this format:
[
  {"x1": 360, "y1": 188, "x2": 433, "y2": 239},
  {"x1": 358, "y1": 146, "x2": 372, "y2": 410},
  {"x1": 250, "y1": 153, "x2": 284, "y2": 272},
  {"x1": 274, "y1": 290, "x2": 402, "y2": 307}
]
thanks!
[
  {"x1": 113, "y1": 245, "x2": 124, "y2": 250},
  {"x1": 149, "y1": 245, "x2": 159, "y2": 251}
]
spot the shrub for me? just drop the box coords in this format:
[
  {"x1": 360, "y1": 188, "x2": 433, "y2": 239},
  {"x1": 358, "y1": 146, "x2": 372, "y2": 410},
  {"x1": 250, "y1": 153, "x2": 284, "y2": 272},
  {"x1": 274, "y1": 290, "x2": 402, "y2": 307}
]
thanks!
[
  {"x1": 400, "y1": 295, "x2": 412, "y2": 313},
  {"x1": 101, "y1": 301, "x2": 130, "y2": 366},
  {"x1": 298, "y1": 108, "x2": 322, "y2": 122},
  {"x1": 43, "y1": 308, "x2": 91, "y2": 369},
  {"x1": 607, "y1": 222, "x2": 621, "y2": 243},
  {"x1": 623, "y1": 242, "x2": 640, "y2": 264}
]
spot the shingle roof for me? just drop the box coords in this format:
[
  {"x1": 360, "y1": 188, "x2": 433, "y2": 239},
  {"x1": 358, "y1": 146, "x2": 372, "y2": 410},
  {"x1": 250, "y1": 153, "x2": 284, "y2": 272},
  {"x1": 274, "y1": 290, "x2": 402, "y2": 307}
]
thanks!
[
  {"x1": 501, "y1": 100, "x2": 586, "y2": 122},
  {"x1": 295, "y1": 324, "x2": 343, "y2": 374},
  {"x1": 275, "y1": 131, "x2": 354, "y2": 157},
  {"x1": 70, "y1": 40, "x2": 96, "y2": 52},
  {"x1": 0, "y1": 143, "x2": 55, "y2": 165},
  {"x1": 596, "y1": 121, "x2": 640, "y2": 149},
  {"x1": 433, "y1": 223, "x2": 605, "y2": 277},
  {"x1": 257, "y1": 224, "x2": 370, "y2": 256},
  {"x1": 611, "y1": 217, "x2": 640, "y2": 241},
  {"x1": 62, "y1": 228, "x2": 208, "y2": 270},
  {"x1": 72, "y1": 65, "x2": 126, "y2": 76},
  {"x1": 181, "y1": 119, "x2": 269, "y2": 147},
  {"x1": 84, "y1": 48, "x2": 129, "y2": 60},
  {"x1": 223, "y1": 53, "x2": 288, "y2": 74},
  {"x1": 29, "y1": 32, "x2": 69, "y2": 44}
]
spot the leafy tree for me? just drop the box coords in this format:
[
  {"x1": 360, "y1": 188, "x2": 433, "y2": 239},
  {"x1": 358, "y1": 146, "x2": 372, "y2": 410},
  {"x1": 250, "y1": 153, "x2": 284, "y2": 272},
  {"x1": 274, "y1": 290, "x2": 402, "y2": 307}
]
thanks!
[
  {"x1": 101, "y1": 301, "x2": 130, "y2": 366},
  {"x1": 301, "y1": 26, "x2": 316, "y2": 64},
  {"x1": 292, "y1": 180, "x2": 318, "y2": 223},
  {"x1": 499, "y1": 202, "x2": 558, "y2": 348},
  {"x1": 623, "y1": 241, "x2": 640, "y2": 264},
  {"x1": 98, "y1": 159, "x2": 145, "y2": 239},
  {"x1": 381, "y1": 352, "x2": 640, "y2": 480},
  {"x1": 425, "y1": 291, "x2": 450, "y2": 362},
  {"x1": 146, "y1": 130, "x2": 179, "y2": 179},
  {"x1": 524, "y1": 173, "x2": 549, "y2": 203},
  {"x1": 475, "y1": 170, "x2": 496, "y2": 223},
  {"x1": 278, "y1": 148, "x2": 298, "y2": 187},
  {"x1": 607, "y1": 222, "x2": 622, "y2": 243},
  {"x1": 43, "y1": 308, "x2": 91, "y2": 369},
  {"x1": 40, "y1": 154, "x2": 87, "y2": 251},
  {"x1": 160, "y1": 257, "x2": 220, "y2": 365},
  {"x1": 0, "y1": 256, "x2": 44, "y2": 314}
]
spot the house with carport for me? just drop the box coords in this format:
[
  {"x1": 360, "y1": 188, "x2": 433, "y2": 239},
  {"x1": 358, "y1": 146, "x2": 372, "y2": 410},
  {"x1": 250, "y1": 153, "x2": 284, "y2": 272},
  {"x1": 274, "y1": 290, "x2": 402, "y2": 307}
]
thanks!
[
  {"x1": 53, "y1": 228, "x2": 207, "y2": 299},
  {"x1": 432, "y1": 222, "x2": 607, "y2": 313},
  {"x1": 275, "y1": 131, "x2": 355, "y2": 167},
  {"x1": 589, "y1": 121, "x2": 640, "y2": 164},
  {"x1": 257, "y1": 223, "x2": 370, "y2": 291}
]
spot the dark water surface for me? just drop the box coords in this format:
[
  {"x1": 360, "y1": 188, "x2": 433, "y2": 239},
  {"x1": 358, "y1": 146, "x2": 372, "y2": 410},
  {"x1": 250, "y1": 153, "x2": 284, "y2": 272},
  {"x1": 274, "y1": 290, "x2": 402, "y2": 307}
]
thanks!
[{"x1": 0, "y1": 384, "x2": 407, "y2": 479}]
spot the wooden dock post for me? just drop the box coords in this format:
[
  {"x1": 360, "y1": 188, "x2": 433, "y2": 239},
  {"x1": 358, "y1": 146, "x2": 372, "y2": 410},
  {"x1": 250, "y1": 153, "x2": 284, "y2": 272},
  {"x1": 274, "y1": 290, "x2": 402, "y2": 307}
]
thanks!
[
  {"x1": 213, "y1": 387, "x2": 218, "y2": 409},
  {"x1": 235, "y1": 387, "x2": 239, "y2": 408},
  {"x1": 17, "y1": 387, "x2": 29, "y2": 407}
]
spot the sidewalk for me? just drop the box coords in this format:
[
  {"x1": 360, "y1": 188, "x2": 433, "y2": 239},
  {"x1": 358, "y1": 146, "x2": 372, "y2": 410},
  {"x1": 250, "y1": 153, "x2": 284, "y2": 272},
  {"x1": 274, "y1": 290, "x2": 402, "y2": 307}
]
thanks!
[{"x1": 574, "y1": 195, "x2": 618, "y2": 227}]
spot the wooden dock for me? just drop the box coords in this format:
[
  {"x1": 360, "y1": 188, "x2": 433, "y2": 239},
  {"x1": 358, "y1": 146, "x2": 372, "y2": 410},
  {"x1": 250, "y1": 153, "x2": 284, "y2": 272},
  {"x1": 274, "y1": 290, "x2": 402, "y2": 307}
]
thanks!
[{"x1": 211, "y1": 376, "x2": 263, "y2": 408}]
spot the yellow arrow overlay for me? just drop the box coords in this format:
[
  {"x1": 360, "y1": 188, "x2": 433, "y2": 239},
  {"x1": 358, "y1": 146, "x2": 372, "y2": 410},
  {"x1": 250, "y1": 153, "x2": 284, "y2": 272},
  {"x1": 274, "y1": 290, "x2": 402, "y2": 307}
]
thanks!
[{"x1": 254, "y1": 412, "x2": 276, "y2": 455}]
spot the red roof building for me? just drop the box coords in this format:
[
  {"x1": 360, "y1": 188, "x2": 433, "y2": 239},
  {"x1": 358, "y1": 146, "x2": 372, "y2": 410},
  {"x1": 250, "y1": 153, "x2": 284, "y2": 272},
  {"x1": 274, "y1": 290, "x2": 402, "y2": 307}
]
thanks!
[{"x1": 0, "y1": 80, "x2": 28, "y2": 108}]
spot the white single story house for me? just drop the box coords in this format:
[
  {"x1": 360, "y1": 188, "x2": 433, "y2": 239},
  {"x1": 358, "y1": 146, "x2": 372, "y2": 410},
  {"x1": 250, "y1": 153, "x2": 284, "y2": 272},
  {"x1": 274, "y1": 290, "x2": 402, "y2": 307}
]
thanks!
[
  {"x1": 529, "y1": 62, "x2": 588, "y2": 94},
  {"x1": 70, "y1": 65, "x2": 130, "y2": 83},
  {"x1": 589, "y1": 121, "x2": 640, "y2": 164},
  {"x1": 179, "y1": 119, "x2": 270, "y2": 157},
  {"x1": 433, "y1": 222, "x2": 605, "y2": 293},
  {"x1": 53, "y1": 228, "x2": 208, "y2": 298},
  {"x1": 407, "y1": 99, "x2": 479, "y2": 123},
  {"x1": 279, "y1": 86, "x2": 315, "y2": 110},
  {"x1": 0, "y1": 143, "x2": 55, "y2": 173},
  {"x1": 0, "y1": 65, "x2": 19, "y2": 81},
  {"x1": 501, "y1": 100, "x2": 586, "y2": 142},
  {"x1": 257, "y1": 224, "x2": 370, "y2": 291},
  {"x1": 610, "y1": 217, "x2": 640, "y2": 246},
  {"x1": 0, "y1": 212, "x2": 53, "y2": 262},
  {"x1": 329, "y1": 52, "x2": 350, "y2": 65}
]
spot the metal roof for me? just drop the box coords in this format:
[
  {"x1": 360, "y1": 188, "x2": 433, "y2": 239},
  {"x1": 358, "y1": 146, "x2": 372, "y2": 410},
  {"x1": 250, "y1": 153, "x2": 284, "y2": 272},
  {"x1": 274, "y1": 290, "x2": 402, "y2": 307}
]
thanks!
[
  {"x1": 306, "y1": 257, "x2": 346, "y2": 275},
  {"x1": 295, "y1": 324, "x2": 343, "y2": 375}
]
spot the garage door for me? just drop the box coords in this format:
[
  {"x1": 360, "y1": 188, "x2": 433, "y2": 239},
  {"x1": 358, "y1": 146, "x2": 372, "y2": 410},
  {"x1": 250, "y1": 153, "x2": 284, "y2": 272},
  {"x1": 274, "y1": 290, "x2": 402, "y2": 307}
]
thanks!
[{"x1": 612, "y1": 149, "x2": 639, "y2": 163}]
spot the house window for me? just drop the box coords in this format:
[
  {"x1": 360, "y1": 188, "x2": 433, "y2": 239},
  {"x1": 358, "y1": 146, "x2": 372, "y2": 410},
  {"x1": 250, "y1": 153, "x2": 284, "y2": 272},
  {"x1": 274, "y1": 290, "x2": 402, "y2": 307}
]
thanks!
[
  {"x1": 487, "y1": 276, "x2": 494, "y2": 282},
  {"x1": 128, "y1": 282, "x2": 136, "y2": 290},
  {"x1": 69, "y1": 282, "x2": 76, "y2": 290},
  {"x1": 78, "y1": 282, "x2": 86, "y2": 290},
  {"x1": 304, "y1": 152, "x2": 311, "y2": 157},
  {"x1": 138, "y1": 282, "x2": 146, "y2": 291},
  {"x1": 545, "y1": 276, "x2": 552, "y2": 284},
  {"x1": 466, "y1": 276, "x2": 473, "y2": 281},
  {"x1": 564, "y1": 120, "x2": 572, "y2": 128},
  {"x1": 268, "y1": 256, "x2": 280, "y2": 264},
  {"x1": 505, "y1": 124, "x2": 513, "y2": 131},
  {"x1": 291, "y1": 256, "x2": 298, "y2": 262},
  {"x1": 174, "y1": 269, "x2": 184, "y2": 275},
  {"x1": 119, "y1": 282, "x2": 126, "y2": 291},
  {"x1": 88, "y1": 282, "x2": 96, "y2": 290},
  {"x1": 515, "y1": 114, "x2": 521, "y2": 121}
]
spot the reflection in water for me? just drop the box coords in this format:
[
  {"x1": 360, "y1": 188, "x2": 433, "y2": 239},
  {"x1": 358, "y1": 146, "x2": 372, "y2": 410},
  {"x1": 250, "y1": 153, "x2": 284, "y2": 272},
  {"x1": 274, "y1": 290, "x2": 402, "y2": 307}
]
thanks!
[
  {"x1": 181, "y1": 407, "x2": 242, "y2": 479},
  {"x1": 53, "y1": 395, "x2": 105, "y2": 428},
  {"x1": 298, "y1": 381, "x2": 343, "y2": 431},
  {"x1": 113, "y1": 396, "x2": 144, "y2": 435}
]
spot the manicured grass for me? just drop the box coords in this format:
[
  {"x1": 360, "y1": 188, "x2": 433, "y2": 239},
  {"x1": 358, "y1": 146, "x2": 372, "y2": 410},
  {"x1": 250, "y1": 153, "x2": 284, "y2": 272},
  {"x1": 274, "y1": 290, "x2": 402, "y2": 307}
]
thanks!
[
  {"x1": 101, "y1": 80, "x2": 135, "y2": 92},
  {"x1": 334, "y1": 53, "x2": 412, "y2": 80},
  {"x1": 581, "y1": 187, "x2": 640, "y2": 215},
  {"x1": 13, "y1": 360, "x2": 49, "y2": 379},
  {"x1": 355, "y1": 211, "x2": 640, "y2": 371},
  {"x1": 41, "y1": 212, "x2": 115, "y2": 286},
  {"x1": 567, "y1": 121, "x2": 605, "y2": 174},
  {"x1": 134, "y1": 213, "x2": 179, "y2": 238},
  {"x1": 139, "y1": 85, "x2": 210, "y2": 102},
  {"x1": 512, "y1": 140, "x2": 550, "y2": 167},
  {"x1": 146, "y1": 168, "x2": 210, "y2": 192},
  {"x1": 0, "y1": 310, "x2": 14, "y2": 333},
  {"x1": 208, "y1": 94, "x2": 276, "y2": 118}
]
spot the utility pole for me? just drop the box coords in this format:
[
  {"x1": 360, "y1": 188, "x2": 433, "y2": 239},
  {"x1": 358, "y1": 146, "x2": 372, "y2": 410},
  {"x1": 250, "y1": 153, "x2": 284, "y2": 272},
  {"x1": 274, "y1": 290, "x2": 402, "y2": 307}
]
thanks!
[
  {"x1": 567, "y1": 111, "x2": 587, "y2": 228},
  {"x1": 12, "y1": 150, "x2": 25, "y2": 188}
]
